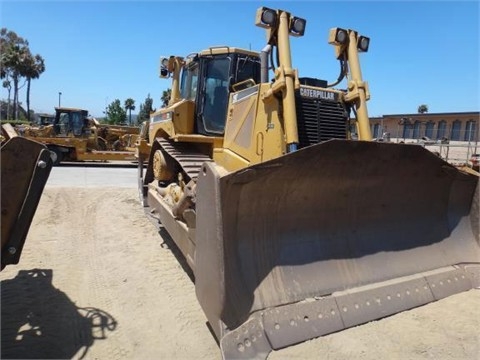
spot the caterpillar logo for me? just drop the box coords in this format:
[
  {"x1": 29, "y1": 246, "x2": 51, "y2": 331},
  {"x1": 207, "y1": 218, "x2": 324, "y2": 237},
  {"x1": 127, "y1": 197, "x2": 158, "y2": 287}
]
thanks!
[{"x1": 299, "y1": 87, "x2": 338, "y2": 101}]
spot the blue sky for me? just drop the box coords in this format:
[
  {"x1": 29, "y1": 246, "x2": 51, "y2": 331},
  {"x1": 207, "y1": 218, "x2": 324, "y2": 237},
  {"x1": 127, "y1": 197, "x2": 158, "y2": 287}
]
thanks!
[{"x1": 1, "y1": 1, "x2": 479, "y2": 118}]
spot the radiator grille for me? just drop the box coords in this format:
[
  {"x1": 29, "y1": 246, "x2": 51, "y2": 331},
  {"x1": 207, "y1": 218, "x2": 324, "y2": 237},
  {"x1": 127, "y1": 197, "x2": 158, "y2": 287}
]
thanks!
[{"x1": 295, "y1": 93, "x2": 348, "y2": 149}]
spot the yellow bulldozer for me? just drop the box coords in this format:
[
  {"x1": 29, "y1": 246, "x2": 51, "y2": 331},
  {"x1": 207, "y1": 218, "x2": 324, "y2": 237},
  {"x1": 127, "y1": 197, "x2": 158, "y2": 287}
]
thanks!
[
  {"x1": 136, "y1": 6, "x2": 479, "y2": 359},
  {"x1": 1, "y1": 124, "x2": 53, "y2": 270},
  {"x1": 16, "y1": 107, "x2": 138, "y2": 165}
]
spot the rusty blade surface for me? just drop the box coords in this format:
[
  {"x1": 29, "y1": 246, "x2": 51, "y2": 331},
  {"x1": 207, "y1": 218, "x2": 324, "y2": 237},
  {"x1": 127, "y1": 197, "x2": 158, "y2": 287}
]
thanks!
[{"x1": 195, "y1": 139, "x2": 479, "y2": 357}]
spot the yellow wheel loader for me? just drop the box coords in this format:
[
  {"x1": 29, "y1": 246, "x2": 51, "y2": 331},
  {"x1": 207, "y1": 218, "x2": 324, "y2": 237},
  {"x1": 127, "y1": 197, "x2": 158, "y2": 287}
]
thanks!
[
  {"x1": 136, "y1": 6, "x2": 479, "y2": 359},
  {"x1": 17, "y1": 107, "x2": 138, "y2": 165},
  {"x1": 1, "y1": 124, "x2": 53, "y2": 270}
]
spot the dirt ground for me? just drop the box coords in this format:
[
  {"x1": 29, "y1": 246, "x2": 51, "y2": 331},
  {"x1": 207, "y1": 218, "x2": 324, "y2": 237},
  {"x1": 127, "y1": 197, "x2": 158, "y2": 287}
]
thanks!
[{"x1": 1, "y1": 186, "x2": 479, "y2": 360}]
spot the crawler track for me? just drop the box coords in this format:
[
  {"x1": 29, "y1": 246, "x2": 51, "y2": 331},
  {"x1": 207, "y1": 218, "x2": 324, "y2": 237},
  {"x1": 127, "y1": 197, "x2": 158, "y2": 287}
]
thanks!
[{"x1": 155, "y1": 138, "x2": 213, "y2": 181}]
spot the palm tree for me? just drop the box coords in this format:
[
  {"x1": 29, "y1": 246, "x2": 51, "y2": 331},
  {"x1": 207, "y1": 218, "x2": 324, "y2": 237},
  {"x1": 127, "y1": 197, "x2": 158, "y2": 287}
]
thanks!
[
  {"x1": 1, "y1": 48, "x2": 25, "y2": 120},
  {"x1": 23, "y1": 53, "x2": 45, "y2": 122},
  {"x1": 124, "y1": 98, "x2": 135, "y2": 125},
  {"x1": 1, "y1": 28, "x2": 30, "y2": 120}
]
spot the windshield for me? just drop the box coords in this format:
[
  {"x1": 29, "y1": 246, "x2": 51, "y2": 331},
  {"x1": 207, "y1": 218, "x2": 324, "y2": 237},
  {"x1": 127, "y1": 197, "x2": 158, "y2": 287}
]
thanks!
[
  {"x1": 71, "y1": 111, "x2": 84, "y2": 136},
  {"x1": 236, "y1": 55, "x2": 261, "y2": 85}
]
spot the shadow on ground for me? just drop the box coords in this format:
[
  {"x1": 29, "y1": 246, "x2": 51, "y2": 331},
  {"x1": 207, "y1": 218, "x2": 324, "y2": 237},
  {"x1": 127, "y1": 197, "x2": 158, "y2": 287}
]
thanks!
[{"x1": 1, "y1": 269, "x2": 117, "y2": 359}]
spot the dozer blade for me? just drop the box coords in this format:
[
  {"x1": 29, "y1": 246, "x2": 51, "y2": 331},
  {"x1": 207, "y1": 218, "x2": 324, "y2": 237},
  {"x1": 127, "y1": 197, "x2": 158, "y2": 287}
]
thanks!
[
  {"x1": 195, "y1": 139, "x2": 479, "y2": 360},
  {"x1": 1, "y1": 136, "x2": 53, "y2": 270}
]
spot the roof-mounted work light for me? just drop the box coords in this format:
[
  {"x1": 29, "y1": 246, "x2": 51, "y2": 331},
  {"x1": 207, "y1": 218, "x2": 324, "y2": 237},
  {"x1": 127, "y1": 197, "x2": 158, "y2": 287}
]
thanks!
[
  {"x1": 357, "y1": 35, "x2": 370, "y2": 52},
  {"x1": 328, "y1": 27, "x2": 350, "y2": 60},
  {"x1": 328, "y1": 27, "x2": 348, "y2": 45},
  {"x1": 159, "y1": 56, "x2": 170, "y2": 78},
  {"x1": 255, "y1": 7, "x2": 277, "y2": 28},
  {"x1": 289, "y1": 16, "x2": 306, "y2": 37}
]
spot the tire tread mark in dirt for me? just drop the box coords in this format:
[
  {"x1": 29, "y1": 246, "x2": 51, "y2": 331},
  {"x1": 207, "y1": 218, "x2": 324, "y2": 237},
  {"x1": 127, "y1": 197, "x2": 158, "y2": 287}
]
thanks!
[{"x1": 79, "y1": 189, "x2": 131, "y2": 360}]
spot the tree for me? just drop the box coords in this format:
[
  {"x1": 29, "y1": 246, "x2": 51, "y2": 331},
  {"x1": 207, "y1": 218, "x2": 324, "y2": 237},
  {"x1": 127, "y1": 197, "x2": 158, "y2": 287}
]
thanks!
[
  {"x1": 137, "y1": 94, "x2": 155, "y2": 124},
  {"x1": 1, "y1": 28, "x2": 45, "y2": 121},
  {"x1": 0, "y1": 100, "x2": 28, "y2": 121},
  {"x1": 23, "y1": 53, "x2": 45, "y2": 121},
  {"x1": 1, "y1": 28, "x2": 29, "y2": 120},
  {"x1": 124, "y1": 98, "x2": 135, "y2": 125},
  {"x1": 161, "y1": 88, "x2": 171, "y2": 108},
  {"x1": 105, "y1": 99, "x2": 127, "y2": 125},
  {"x1": 417, "y1": 104, "x2": 429, "y2": 114},
  {"x1": 2, "y1": 79, "x2": 11, "y2": 119}
]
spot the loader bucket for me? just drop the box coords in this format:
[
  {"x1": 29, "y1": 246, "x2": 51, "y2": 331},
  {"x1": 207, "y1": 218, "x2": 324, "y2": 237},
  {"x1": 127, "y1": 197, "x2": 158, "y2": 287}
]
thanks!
[
  {"x1": 195, "y1": 139, "x2": 479, "y2": 359},
  {"x1": 1, "y1": 136, "x2": 53, "y2": 270}
]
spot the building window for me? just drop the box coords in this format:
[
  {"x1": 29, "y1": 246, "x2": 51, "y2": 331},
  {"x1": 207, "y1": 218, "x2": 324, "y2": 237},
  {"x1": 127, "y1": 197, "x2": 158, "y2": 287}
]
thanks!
[
  {"x1": 403, "y1": 122, "x2": 413, "y2": 139},
  {"x1": 464, "y1": 120, "x2": 477, "y2": 141},
  {"x1": 412, "y1": 120, "x2": 422, "y2": 139},
  {"x1": 425, "y1": 122, "x2": 435, "y2": 139},
  {"x1": 451, "y1": 120, "x2": 461, "y2": 141},
  {"x1": 436, "y1": 120, "x2": 446, "y2": 140}
]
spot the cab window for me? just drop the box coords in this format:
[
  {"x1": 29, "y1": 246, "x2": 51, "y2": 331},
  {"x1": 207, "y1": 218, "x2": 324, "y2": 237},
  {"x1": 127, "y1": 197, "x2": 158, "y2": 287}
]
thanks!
[
  {"x1": 180, "y1": 63, "x2": 199, "y2": 101},
  {"x1": 202, "y1": 57, "x2": 230, "y2": 133}
]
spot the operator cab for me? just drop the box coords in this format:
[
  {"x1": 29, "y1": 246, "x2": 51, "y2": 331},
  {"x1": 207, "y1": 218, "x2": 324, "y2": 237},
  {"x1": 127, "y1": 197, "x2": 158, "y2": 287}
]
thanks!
[
  {"x1": 180, "y1": 48, "x2": 261, "y2": 136},
  {"x1": 53, "y1": 107, "x2": 89, "y2": 136},
  {"x1": 37, "y1": 114, "x2": 55, "y2": 126}
]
